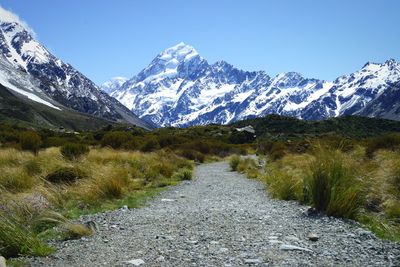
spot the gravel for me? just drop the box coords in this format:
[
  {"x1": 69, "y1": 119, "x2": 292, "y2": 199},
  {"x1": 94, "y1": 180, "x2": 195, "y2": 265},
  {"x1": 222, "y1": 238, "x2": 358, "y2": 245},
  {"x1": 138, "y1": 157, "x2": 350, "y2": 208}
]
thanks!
[{"x1": 27, "y1": 162, "x2": 400, "y2": 266}]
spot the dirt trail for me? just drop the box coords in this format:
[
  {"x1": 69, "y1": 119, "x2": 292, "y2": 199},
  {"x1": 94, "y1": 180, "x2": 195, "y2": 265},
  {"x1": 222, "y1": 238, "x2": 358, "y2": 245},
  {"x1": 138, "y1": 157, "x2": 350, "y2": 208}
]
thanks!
[{"x1": 29, "y1": 162, "x2": 400, "y2": 266}]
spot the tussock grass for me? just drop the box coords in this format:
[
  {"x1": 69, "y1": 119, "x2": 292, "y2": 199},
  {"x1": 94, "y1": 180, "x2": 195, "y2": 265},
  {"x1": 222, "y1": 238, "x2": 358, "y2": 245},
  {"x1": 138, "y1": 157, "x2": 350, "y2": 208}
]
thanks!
[
  {"x1": 0, "y1": 147, "x2": 193, "y2": 258},
  {"x1": 233, "y1": 144, "x2": 400, "y2": 241},
  {"x1": 304, "y1": 150, "x2": 364, "y2": 219},
  {"x1": 229, "y1": 155, "x2": 240, "y2": 171},
  {"x1": 0, "y1": 211, "x2": 53, "y2": 258}
]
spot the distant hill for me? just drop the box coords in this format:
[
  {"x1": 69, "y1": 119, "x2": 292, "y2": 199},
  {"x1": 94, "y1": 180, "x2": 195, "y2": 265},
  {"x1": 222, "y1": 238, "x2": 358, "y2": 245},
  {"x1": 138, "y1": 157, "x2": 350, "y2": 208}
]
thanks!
[
  {"x1": 231, "y1": 115, "x2": 400, "y2": 139},
  {"x1": 0, "y1": 84, "x2": 118, "y2": 131}
]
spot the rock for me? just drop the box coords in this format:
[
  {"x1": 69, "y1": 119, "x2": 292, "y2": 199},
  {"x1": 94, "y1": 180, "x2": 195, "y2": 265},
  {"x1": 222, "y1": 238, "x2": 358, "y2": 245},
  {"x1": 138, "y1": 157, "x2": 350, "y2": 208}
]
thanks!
[
  {"x1": 161, "y1": 198, "x2": 176, "y2": 202},
  {"x1": 219, "y1": 247, "x2": 229, "y2": 253},
  {"x1": 305, "y1": 207, "x2": 319, "y2": 217},
  {"x1": 356, "y1": 229, "x2": 374, "y2": 239},
  {"x1": 0, "y1": 256, "x2": 6, "y2": 267},
  {"x1": 308, "y1": 233, "x2": 319, "y2": 241},
  {"x1": 279, "y1": 244, "x2": 313, "y2": 253},
  {"x1": 124, "y1": 259, "x2": 145, "y2": 266},
  {"x1": 156, "y1": 256, "x2": 165, "y2": 262},
  {"x1": 121, "y1": 205, "x2": 129, "y2": 211},
  {"x1": 84, "y1": 220, "x2": 99, "y2": 232},
  {"x1": 244, "y1": 258, "x2": 262, "y2": 264}
]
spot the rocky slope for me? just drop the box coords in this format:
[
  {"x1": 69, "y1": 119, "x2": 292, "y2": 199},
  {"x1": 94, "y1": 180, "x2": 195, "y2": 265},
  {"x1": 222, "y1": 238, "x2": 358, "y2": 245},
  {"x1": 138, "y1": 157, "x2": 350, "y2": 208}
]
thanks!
[
  {"x1": 103, "y1": 43, "x2": 400, "y2": 127},
  {"x1": 0, "y1": 8, "x2": 152, "y2": 129}
]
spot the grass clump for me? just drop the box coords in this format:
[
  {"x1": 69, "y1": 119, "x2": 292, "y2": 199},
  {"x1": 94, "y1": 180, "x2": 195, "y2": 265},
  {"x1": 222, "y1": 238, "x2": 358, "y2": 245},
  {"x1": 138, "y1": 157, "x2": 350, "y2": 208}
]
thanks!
[
  {"x1": 263, "y1": 167, "x2": 302, "y2": 200},
  {"x1": 304, "y1": 150, "x2": 363, "y2": 219},
  {"x1": 0, "y1": 168, "x2": 34, "y2": 192},
  {"x1": 172, "y1": 168, "x2": 193, "y2": 181},
  {"x1": 0, "y1": 211, "x2": 53, "y2": 258},
  {"x1": 60, "y1": 143, "x2": 89, "y2": 161},
  {"x1": 229, "y1": 155, "x2": 241, "y2": 171}
]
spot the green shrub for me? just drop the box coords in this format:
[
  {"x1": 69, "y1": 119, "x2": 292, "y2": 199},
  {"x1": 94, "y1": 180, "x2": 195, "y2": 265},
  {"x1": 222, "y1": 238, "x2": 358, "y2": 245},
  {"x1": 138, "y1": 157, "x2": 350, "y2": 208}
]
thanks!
[
  {"x1": 60, "y1": 143, "x2": 89, "y2": 161},
  {"x1": 177, "y1": 149, "x2": 205, "y2": 163},
  {"x1": 19, "y1": 132, "x2": 42, "y2": 155},
  {"x1": 229, "y1": 155, "x2": 241, "y2": 171},
  {"x1": 45, "y1": 167, "x2": 88, "y2": 184},
  {"x1": 101, "y1": 131, "x2": 133, "y2": 149},
  {"x1": 304, "y1": 150, "x2": 363, "y2": 219},
  {"x1": 140, "y1": 138, "x2": 160, "y2": 152}
]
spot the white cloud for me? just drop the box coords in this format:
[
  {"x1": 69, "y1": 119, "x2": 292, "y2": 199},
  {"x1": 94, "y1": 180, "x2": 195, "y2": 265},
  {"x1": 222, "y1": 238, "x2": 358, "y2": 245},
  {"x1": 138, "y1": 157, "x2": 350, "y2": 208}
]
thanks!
[{"x1": 0, "y1": 5, "x2": 36, "y2": 37}]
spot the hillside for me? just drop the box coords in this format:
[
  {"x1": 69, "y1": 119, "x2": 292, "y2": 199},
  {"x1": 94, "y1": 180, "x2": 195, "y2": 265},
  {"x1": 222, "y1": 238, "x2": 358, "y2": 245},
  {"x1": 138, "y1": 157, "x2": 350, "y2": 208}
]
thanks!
[
  {"x1": 231, "y1": 115, "x2": 400, "y2": 139},
  {"x1": 0, "y1": 84, "x2": 118, "y2": 130}
]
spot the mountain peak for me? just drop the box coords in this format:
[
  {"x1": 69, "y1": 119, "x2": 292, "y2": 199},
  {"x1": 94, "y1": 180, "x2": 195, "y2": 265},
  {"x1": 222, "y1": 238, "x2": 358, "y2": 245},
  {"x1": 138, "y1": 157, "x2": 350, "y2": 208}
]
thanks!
[
  {"x1": 158, "y1": 42, "x2": 199, "y2": 62},
  {"x1": 0, "y1": 6, "x2": 35, "y2": 37}
]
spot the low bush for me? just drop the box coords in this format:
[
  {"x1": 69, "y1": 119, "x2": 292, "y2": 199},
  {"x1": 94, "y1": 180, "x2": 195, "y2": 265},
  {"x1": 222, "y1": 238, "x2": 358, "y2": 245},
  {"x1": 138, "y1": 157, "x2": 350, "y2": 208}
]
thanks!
[
  {"x1": 101, "y1": 131, "x2": 133, "y2": 149},
  {"x1": 177, "y1": 149, "x2": 205, "y2": 163},
  {"x1": 45, "y1": 167, "x2": 88, "y2": 184},
  {"x1": 60, "y1": 143, "x2": 89, "y2": 161},
  {"x1": 19, "y1": 131, "x2": 42, "y2": 155},
  {"x1": 140, "y1": 137, "x2": 160, "y2": 152}
]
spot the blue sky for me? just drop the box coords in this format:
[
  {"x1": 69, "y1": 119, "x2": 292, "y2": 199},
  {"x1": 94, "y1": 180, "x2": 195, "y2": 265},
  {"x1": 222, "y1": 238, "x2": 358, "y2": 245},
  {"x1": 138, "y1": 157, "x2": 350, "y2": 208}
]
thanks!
[{"x1": 1, "y1": 0, "x2": 399, "y2": 84}]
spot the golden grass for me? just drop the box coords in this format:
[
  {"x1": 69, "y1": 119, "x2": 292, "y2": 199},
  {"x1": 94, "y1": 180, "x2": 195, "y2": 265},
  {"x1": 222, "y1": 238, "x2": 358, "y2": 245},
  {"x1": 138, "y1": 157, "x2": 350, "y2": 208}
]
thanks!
[
  {"x1": 0, "y1": 147, "x2": 193, "y2": 258},
  {"x1": 233, "y1": 146, "x2": 400, "y2": 241}
]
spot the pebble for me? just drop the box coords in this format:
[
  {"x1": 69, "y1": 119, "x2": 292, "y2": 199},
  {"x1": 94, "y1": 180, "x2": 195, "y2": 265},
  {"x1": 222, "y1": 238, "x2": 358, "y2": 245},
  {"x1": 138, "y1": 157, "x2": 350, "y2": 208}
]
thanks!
[
  {"x1": 124, "y1": 259, "x2": 145, "y2": 266},
  {"x1": 0, "y1": 256, "x2": 6, "y2": 267},
  {"x1": 244, "y1": 258, "x2": 262, "y2": 264},
  {"x1": 161, "y1": 198, "x2": 176, "y2": 202},
  {"x1": 279, "y1": 244, "x2": 313, "y2": 253},
  {"x1": 308, "y1": 233, "x2": 319, "y2": 241}
]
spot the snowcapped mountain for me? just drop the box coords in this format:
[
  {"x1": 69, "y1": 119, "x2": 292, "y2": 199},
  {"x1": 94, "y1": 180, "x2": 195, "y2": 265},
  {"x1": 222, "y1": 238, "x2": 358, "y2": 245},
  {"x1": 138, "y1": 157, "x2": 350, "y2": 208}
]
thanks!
[
  {"x1": 106, "y1": 42, "x2": 400, "y2": 127},
  {"x1": 100, "y1": 77, "x2": 128, "y2": 94},
  {"x1": 105, "y1": 43, "x2": 400, "y2": 127},
  {"x1": 0, "y1": 7, "x2": 152, "y2": 129}
]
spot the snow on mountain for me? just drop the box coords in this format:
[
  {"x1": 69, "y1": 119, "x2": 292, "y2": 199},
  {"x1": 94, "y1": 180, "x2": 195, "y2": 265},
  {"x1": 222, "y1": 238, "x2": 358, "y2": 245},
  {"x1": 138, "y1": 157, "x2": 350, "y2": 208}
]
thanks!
[
  {"x1": 106, "y1": 43, "x2": 400, "y2": 127},
  {"x1": 0, "y1": 6, "x2": 152, "y2": 129},
  {"x1": 100, "y1": 77, "x2": 128, "y2": 94}
]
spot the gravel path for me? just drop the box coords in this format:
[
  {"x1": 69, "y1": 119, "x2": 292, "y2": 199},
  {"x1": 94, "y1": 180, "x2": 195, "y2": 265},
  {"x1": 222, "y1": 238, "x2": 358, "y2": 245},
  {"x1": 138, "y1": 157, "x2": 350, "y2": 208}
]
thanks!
[{"x1": 29, "y1": 162, "x2": 400, "y2": 266}]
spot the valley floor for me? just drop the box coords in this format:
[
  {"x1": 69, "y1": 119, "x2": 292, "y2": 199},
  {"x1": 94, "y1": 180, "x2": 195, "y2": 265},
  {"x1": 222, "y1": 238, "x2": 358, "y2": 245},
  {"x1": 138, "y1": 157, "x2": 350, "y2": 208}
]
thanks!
[{"x1": 27, "y1": 162, "x2": 400, "y2": 266}]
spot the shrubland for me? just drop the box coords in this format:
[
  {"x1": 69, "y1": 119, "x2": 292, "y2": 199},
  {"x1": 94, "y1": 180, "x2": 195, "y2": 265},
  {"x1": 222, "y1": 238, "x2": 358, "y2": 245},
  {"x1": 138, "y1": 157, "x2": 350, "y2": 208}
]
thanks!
[
  {"x1": 231, "y1": 134, "x2": 400, "y2": 241},
  {"x1": 0, "y1": 147, "x2": 194, "y2": 258},
  {"x1": 1, "y1": 114, "x2": 400, "y2": 260}
]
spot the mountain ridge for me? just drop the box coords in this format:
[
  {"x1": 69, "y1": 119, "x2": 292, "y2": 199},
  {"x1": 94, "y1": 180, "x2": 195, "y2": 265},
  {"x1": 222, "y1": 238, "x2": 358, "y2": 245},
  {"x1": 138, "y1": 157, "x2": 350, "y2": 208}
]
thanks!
[
  {"x1": 0, "y1": 9, "x2": 153, "y2": 130},
  {"x1": 102, "y1": 43, "x2": 400, "y2": 127}
]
